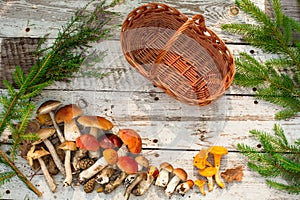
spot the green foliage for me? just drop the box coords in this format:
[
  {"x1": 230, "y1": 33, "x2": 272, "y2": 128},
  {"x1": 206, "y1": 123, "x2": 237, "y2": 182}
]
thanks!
[
  {"x1": 222, "y1": 0, "x2": 300, "y2": 119},
  {"x1": 0, "y1": 0, "x2": 118, "y2": 196},
  {"x1": 237, "y1": 124, "x2": 300, "y2": 194}
]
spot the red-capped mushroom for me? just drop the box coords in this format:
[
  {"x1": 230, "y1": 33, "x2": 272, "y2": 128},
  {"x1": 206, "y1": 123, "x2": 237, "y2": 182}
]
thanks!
[
  {"x1": 77, "y1": 116, "x2": 113, "y2": 158},
  {"x1": 118, "y1": 129, "x2": 142, "y2": 154}
]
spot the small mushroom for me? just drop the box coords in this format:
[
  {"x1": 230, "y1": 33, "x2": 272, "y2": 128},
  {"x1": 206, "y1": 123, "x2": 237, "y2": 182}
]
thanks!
[
  {"x1": 124, "y1": 172, "x2": 147, "y2": 200},
  {"x1": 209, "y1": 146, "x2": 228, "y2": 188},
  {"x1": 155, "y1": 162, "x2": 174, "y2": 187},
  {"x1": 193, "y1": 148, "x2": 212, "y2": 169},
  {"x1": 194, "y1": 179, "x2": 206, "y2": 196},
  {"x1": 95, "y1": 149, "x2": 118, "y2": 184},
  {"x1": 36, "y1": 100, "x2": 63, "y2": 142},
  {"x1": 175, "y1": 179, "x2": 194, "y2": 196},
  {"x1": 77, "y1": 116, "x2": 113, "y2": 158},
  {"x1": 32, "y1": 128, "x2": 65, "y2": 176},
  {"x1": 117, "y1": 156, "x2": 138, "y2": 174},
  {"x1": 27, "y1": 146, "x2": 56, "y2": 192},
  {"x1": 199, "y1": 167, "x2": 217, "y2": 192},
  {"x1": 124, "y1": 155, "x2": 149, "y2": 188},
  {"x1": 132, "y1": 165, "x2": 159, "y2": 196},
  {"x1": 104, "y1": 170, "x2": 127, "y2": 194},
  {"x1": 165, "y1": 168, "x2": 187, "y2": 198},
  {"x1": 55, "y1": 104, "x2": 83, "y2": 142},
  {"x1": 59, "y1": 141, "x2": 77, "y2": 186}
]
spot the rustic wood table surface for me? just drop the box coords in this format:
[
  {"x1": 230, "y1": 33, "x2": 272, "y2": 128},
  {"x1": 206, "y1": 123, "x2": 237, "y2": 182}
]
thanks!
[{"x1": 0, "y1": 0, "x2": 299, "y2": 199}]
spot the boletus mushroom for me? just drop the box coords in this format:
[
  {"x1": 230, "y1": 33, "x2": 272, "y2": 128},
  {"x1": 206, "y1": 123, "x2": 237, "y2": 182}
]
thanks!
[
  {"x1": 165, "y1": 168, "x2": 188, "y2": 197},
  {"x1": 155, "y1": 162, "x2": 174, "y2": 187}
]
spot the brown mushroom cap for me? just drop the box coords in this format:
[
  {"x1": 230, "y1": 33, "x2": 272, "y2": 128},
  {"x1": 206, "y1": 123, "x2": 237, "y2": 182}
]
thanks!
[
  {"x1": 173, "y1": 168, "x2": 187, "y2": 181},
  {"x1": 36, "y1": 100, "x2": 62, "y2": 115},
  {"x1": 77, "y1": 116, "x2": 113, "y2": 130},
  {"x1": 59, "y1": 141, "x2": 77, "y2": 151},
  {"x1": 76, "y1": 134, "x2": 100, "y2": 151},
  {"x1": 199, "y1": 167, "x2": 217, "y2": 177},
  {"x1": 27, "y1": 146, "x2": 50, "y2": 166},
  {"x1": 135, "y1": 156, "x2": 149, "y2": 169},
  {"x1": 117, "y1": 156, "x2": 138, "y2": 174},
  {"x1": 160, "y1": 162, "x2": 174, "y2": 173},
  {"x1": 55, "y1": 104, "x2": 83, "y2": 123},
  {"x1": 103, "y1": 148, "x2": 118, "y2": 165},
  {"x1": 118, "y1": 129, "x2": 142, "y2": 154},
  {"x1": 33, "y1": 128, "x2": 56, "y2": 145}
]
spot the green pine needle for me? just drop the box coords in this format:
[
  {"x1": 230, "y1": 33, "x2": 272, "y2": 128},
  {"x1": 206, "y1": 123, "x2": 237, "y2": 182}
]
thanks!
[
  {"x1": 237, "y1": 124, "x2": 300, "y2": 194},
  {"x1": 222, "y1": 0, "x2": 300, "y2": 119}
]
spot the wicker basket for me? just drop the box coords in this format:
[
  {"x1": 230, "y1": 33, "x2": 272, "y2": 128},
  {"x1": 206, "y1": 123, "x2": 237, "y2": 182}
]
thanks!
[{"x1": 120, "y1": 3, "x2": 235, "y2": 106}]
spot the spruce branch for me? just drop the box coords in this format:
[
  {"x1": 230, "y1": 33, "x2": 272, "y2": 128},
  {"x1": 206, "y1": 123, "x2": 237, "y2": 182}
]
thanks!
[
  {"x1": 0, "y1": 0, "x2": 116, "y2": 196},
  {"x1": 222, "y1": 0, "x2": 300, "y2": 119},
  {"x1": 237, "y1": 124, "x2": 300, "y2": 194}
]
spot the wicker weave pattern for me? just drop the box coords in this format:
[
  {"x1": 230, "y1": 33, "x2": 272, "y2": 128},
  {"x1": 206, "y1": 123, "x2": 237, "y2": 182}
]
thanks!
[{"x1": 120, "y1": 3, "x2": 235, "y2": 106}]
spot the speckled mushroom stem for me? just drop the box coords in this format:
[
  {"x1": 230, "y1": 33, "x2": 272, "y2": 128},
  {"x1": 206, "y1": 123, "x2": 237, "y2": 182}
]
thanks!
[
  {"x1": 43, "y1": 139, "x2": 66, "y2": 177},
  {"x1": 49, "y1": 112, "x2": 65, "y2": 143},
  {"x1": 0, "y1": 149, "x2": 43, "y2": 197},
  {"x1": 38, "y1": 157, "x2": 57, "y2": 192}
]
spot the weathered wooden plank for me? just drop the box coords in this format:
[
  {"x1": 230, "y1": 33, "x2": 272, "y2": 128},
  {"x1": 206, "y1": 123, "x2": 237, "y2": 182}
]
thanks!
[
  {"x1": 1, "y1": 148, "x2": 299, "y2": 200},
  {"x1": 0, "y1": 0, "x2": 264, "y2": 41},
  {"x1": 0, "y1": 39, "x2": 272, "y2": 94}
]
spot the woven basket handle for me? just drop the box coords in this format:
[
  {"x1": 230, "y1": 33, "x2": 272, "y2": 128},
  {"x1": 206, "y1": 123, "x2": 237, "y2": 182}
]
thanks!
[{"x1": 150, "y1": 14, "x2": 206, "y2": 77}]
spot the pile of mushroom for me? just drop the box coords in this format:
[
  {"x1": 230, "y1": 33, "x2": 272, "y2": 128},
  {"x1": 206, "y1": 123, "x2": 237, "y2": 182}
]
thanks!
[
  {"x1": 23, "y1": 100, "x2": 199, "y2": 199},
  {"x1": 193, "y1": 146, "x2": 229, "y2": 195}
]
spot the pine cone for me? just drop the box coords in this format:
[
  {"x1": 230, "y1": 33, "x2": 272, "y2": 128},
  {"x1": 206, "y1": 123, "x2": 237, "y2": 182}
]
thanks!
[
  {"x1": 77, "y1": 158, "x2": 95, "y2": 170},
  {"x1": 84, "y1": 178, "x2": 96, "y2": 193}
]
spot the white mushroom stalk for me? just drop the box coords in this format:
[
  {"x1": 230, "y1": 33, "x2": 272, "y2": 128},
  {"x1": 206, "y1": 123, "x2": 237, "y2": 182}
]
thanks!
[
  {"x1": 165, "y1": 168, "x2": 187, "y2": 198},
  {"x1": 59, "y1": 141, "x2": 78, "y2": 187},
  {"x1": 124, "y1": 155, "x2": 149, "y2": 188},
  {"x1": 155, "y1": 162, "x2": 174, "y2": 187}
]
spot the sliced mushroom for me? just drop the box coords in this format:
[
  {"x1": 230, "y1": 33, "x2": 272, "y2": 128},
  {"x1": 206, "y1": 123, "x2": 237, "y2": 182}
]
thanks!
[
  {"x1": 33, "y1": 128, "x2": 65, "y2": 177},
  {"x1": 59, "y1": 141, "x2": 77, "y2": 187},
  {"x1": 36, "y1": 100, "x2": 63, "y2": 142},
  {"x1": 155, "y1": 162, "x2": 174, "y2": 187},
  {"x1": 165, "y1": 168, "x2": 187, "y2": 197},
  {"x1": 27, "y1": 146, "x2": 56, "y2": 192}
]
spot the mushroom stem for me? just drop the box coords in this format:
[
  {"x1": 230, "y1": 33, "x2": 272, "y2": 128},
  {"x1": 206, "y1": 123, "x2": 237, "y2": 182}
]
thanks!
[
  {"x1": 79, "y1": 157, "x2": 107, "y2": 183},
  {"x1": 124, "y1": 172, "x2": 146, "y2": 200},
  {"x1": 96, "y1": 166, "x2": 116, "y2": 185},
  {"x1": 104, "y1": 171, "x2": 127, "y2": 194},
  {"x1": 38, "y1": 157, "x2": 57, "y2": 192},
  {"x1": 49, "y1": 112, "x2": 65, "y2": 143},
  {"x1": 155, "y1": 162, "x2": 173, "y2": 187},
  {"x1": 88, "y1": 127, "x2": 101, "y2": 159},
  {"x1": 43, "y1": 139, "x2": 66, "y2": 177},
  {"x1": 132, "y1": 166, "x2": 159, "y2": 196},
  {"x1": 63, "y1": 150, "x2": 72, "y2": 187},
  {"x1": 207, "y1": 176, "x2": 214, "y2": 192},
  {"x1": 165, "y1": 176, "x2": 182, "y2": 197}
]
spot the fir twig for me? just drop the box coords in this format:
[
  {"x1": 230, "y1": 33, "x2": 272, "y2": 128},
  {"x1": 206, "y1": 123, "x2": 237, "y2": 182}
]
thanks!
[
  {"x1": 0, "y1": 0, "x2": 115, "y2": 196},
  {"x1": 237, "y1": 124, "x2": 300, "y2": 194},
  {"x1": 222, "y1": 0, "x2": 300, "y2": 119}
]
